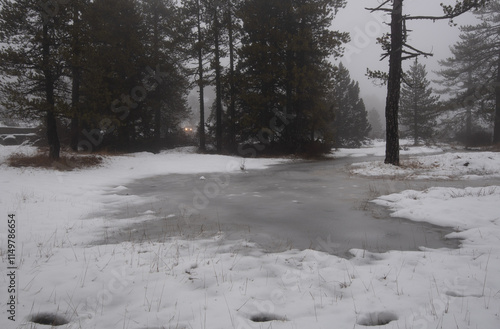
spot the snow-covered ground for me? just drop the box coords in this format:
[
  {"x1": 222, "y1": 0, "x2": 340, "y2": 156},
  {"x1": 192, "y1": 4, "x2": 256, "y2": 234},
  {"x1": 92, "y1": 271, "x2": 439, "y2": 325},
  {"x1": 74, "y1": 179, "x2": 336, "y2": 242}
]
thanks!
[
  {"x1": 335, "y1": 140, "x2": 500, "y2": 180},
  {"x1": 333, "y1": 139, "x2": 445, "y2": 158},
  {"x1": 348, "y1": 152, "x2": 500, "y2": 180},
  {"x1": 1, "y1": 144, "x2": 499, "y2": 329}
]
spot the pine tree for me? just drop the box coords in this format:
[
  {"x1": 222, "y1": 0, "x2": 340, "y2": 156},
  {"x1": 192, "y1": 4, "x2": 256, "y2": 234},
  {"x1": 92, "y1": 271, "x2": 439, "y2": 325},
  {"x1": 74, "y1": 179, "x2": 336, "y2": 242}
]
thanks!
[
  {"x1": 204, "y1": 0, "x2": 226, "y2": 153},
  {"x1": 367, "y1": 108, "x2": 384, "y2": 139},
  {"x1": 436, "y1": 31, "x2": 496, "y2": 145},
  {"x1": 436, "y1": 0, "x2": 500, "y2": 144},
  {"x1": 367, "y1": 0, "x2": 490, "y2": 165},
  {"x1": 0, "y1": 0, "x2": 70, "y2": 159},
  {"x1": 81, "y1": 0, "x2": 146, "y2": 150},
  {"x1": 140, "y1": 0, "x2": 190, "y2": 150},
  {"x1": 237, "y1": 0, "x2": 348, "y2": 154},
  {"x1": 58, "y1": 0, "x2": 91, "y2": 152},
  {"x1": 400, "y1": 59, "x2": 439, "y2": 145},
  {"x1": 225, "y1": 0, "x2": 239, "y2": 153},
  {"x1": 332, "y1": 63, "x2": 371, "y2": 148},
  {"x1": 181, "y1": 0, "x2": 212, "y2": 152}
]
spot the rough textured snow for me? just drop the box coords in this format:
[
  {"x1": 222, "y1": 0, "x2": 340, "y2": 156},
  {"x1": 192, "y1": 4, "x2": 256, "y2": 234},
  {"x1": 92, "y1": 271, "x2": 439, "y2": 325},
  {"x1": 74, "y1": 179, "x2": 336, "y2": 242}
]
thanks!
[
  {"x1": 333, "y1": 139, "x2": 444, "y2": 158},
  {"x1": 1, "y1": 144, "x2": 499, "y2": 329},
  {"x1": 348, "y1": 151, "x2": 500, "y2": 180}
]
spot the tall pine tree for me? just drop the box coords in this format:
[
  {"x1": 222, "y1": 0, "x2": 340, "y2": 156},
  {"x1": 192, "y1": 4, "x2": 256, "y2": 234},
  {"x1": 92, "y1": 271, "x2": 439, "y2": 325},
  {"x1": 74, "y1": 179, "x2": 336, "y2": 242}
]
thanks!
[
  {"x1": 140, "y1": 0, "x2": 190, "y2": 150},
  {"x1": 81, "y1": 0, "x2": 146, "y2": 150},
  {"x1": 181, "y1": 0, "x2": 212, "y2": 151},
  {"x1": 236, "y1": 0, "x2": 347, "y2": 154},
  {"x1": 436, "y1": 0, "x2": 500, "y2": 144},
  {"x1": 367, "y1": 108, "x2": 384, "y2": 139},
  {"x1": 0, "y1": 0, "x2": 70, "y2": 159},
  {"x1": 331, "y1": 63, "x2": 371, "y2": 148},
  {"x1": 400, "y1": 59, "x2": 439, "y2": 145},
  {"x1": 367, "y1": 0, "x2": 490, "y2": 165}
]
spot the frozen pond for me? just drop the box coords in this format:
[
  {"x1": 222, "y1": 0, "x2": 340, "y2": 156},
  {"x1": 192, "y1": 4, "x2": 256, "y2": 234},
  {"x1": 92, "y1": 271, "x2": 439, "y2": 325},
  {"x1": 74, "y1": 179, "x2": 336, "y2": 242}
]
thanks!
[{"x1": 93, "y1": 155, "x2": 492, "y2": 257}]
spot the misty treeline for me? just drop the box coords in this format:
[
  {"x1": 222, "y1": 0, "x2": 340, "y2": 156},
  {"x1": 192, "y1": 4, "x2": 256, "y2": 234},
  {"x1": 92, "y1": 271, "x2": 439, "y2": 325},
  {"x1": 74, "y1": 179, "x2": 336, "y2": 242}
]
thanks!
[
  {"x1": 368, "y1": 0, "x2": 495, "y2": 165},
  {"x1": 0, "y1": 0, "x2": 373, "y2": 159},
  {"x1": 397, "y1": 1, "x2": 500, "y2": 148},
  {"x1": 435, "y1": 0, "x2": 500, "y2": 147}
]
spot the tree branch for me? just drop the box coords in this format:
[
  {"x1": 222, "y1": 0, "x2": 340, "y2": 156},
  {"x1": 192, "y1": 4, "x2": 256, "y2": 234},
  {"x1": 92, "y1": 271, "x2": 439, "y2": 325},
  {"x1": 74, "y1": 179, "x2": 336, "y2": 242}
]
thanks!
[
  {"x1": 405, "y1": 0, "x2": 490, "y2": 21},
  {"x1": 403, "y1": 43, "x2": 433, "y2": 57},
  {"x1": 365, "y1": 0, "x2": 392, "y2": 13}
]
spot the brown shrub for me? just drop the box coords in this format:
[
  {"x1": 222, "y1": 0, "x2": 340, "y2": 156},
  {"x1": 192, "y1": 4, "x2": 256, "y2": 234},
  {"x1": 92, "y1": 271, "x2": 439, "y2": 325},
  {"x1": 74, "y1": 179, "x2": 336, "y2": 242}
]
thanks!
[
  {"x1": 490, "y1": 143, "x2": 500, "y2": 152},
  {"x1": 8, "y1": 151, "x2": 104, "y2": 171}
]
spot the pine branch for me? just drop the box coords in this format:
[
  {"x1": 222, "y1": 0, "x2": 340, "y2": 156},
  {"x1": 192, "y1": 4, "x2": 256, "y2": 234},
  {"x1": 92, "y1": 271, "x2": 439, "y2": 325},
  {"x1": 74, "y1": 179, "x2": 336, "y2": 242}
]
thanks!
[{"x1": 405, "y1": 0, "x2": 491, "y2": 22}]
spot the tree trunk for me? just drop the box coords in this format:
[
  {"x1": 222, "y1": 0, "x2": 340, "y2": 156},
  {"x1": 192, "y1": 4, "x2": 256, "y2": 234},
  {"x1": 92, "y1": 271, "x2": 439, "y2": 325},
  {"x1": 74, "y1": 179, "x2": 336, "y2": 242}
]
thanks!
[
  {"x1": 155, "y1": 104, "x2": 162, "y2": 144},
  {"x1": 153, "y1": 10, "x2": 161, "y2": 145},
  {"x1": 214, "y1": 10, "x2": 223, "y2": 153},
  {"x1": 152, "y1": 10, "x2": 163, "y2": 149},
  {"x1": 47, "y1": 111, "x2": 60, "y2": 159},
  {"x1": 43, "y1": 24, "x2": 60, "y2": 160},
  {"x1": 69, "y1": 51, "x2": 81, "y2": 152},
  {"x1": 466, "y1": 106, "x2": 472, "y2": 147},
  {"x1": 384, "y1": 0, "x2": 403, "y2": 165},
  {"x1": 494, "y1": 52, "x2": 500, "y2": 144},
  {"x1": 197, "y1": 0, "x2": 206, "y2": 152},
  {"x1": 70, "y1": 5, "x2": 82, "y2": 152},
  {"x1": 413, "y1": 96, "x2": 418, "y2": 146},
  {"x1": 227, "y1": 3, "x2": 236, "y2": 153},
  {"x1": 462, "y1": 70, "x2": 474, "y2": 147},
  {"x1": 70, "y1": 117, "x2": 79, "y2": 151}
]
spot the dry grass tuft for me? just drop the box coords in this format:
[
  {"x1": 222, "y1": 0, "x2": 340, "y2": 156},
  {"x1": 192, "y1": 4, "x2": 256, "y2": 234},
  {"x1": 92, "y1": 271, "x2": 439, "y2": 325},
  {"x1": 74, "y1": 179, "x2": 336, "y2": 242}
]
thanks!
[
  {"x1": 8, "y1": 151, "x2": 104, "y2": 171},
  {"x1": 490, "y1": 143, "x2": 500, "y2": 152},
  {"x1": 399, "y1": 159, "x2": 439, "y2": 170}
]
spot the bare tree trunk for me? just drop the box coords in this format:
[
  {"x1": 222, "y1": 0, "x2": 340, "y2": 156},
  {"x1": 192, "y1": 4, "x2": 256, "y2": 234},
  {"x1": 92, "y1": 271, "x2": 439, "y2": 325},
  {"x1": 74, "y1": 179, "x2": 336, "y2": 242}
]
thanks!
[
  {"x1": 196, "y1": 0, "x2": 206, "y2": 152},
  {"x1": 43, "y1": 24, "x2": 60, "y2": 160},
  {"x1": 153, "y1": 10, "x2": 162, "y2": 146},
  {"x1": 413, "y1": 94, "x2": 418, "y2": 146},
  {"x1": 214, "y1": 10, "x2": 223, "y2": 153},
  {"x1": 47, "y1": 111, "x2": 60, "y2": 159},
  {"x1": 466, "y1": 71, "x2": 473, "y2": 147},
  {"x1": 227, "y1": 2, "x2": 236, "y2": 153},
  {"x1": 70, "y1": 72, "x2": 80, "y2": 152},
  {"x1": 466, "y1": 106, "x2": 472, "y2": 147},
  {"x1": 70, "y1": 6, "x2": 81, "y2": 152},
  {"x1": 494, "y1": 52, "x2": 500, "y2": 144},
  {"x1": 384, "y1": 0, "x2": 403, "y2": 165}
]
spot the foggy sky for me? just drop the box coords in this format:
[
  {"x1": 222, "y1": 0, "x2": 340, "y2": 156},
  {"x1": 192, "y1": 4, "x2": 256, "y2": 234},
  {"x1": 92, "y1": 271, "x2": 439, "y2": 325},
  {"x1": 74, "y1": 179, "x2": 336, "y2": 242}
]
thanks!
[{"x1": 332, "y1": 0, "x2": 481, "y2": 114}]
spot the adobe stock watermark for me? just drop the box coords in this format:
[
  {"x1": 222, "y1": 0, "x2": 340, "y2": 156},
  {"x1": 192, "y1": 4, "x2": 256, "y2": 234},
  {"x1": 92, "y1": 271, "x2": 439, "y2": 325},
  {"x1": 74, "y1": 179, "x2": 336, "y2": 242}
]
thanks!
[
  {"x1": 343, "y1": 10, "x2": 386, "y2": 64},
  {"x1": 39, "y1": 0, "x2": 71, "y2": 24},
  {"x1": 450, "y1": 81, "x2": 500, "y2": 111},
  {"x1": 406, "y1": 276, "x2": 467, "y2": 329},
  {"x1": 177, "y1": 171, "x2": 232, "y2": 220},
  {"x1": 78, "y1": 65, "x2": 168, "y2": 153},
  {"x1": 345, "y1": 0, "x2": 426, "y2": 64},
  {"x1": 233, "y1": 264, "x2": 305, "y2": 329},
  {"x1": 178, "y1": 106, "x2": 295, "y2": 223},
  {"x1": 80, "y1": 265, "x2": 135, "y2": 319},
  {"x1": 237, "y1": 107, "x2": 295, "y2": 158},
  {"x1": 53, "y1": 64, "x2": 168, "y2": 175}
]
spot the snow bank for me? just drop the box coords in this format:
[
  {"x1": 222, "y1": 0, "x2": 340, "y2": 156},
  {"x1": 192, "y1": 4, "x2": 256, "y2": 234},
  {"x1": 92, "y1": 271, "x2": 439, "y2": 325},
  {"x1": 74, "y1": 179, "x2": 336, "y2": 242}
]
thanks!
[
  {"x1": 333, "y1": 139, "x2": 444, "y2": 158},
  {"x1": 1, "y1": 145, "x2": 500, "y2": 329},
  {"x1": 350, "y1": 151, "x2": 500, "y2": 180}
]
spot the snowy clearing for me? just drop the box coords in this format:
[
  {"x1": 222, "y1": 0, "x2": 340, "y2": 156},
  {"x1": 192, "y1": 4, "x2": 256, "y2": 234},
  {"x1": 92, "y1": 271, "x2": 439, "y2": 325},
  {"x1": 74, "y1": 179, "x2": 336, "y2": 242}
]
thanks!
[
  {"x1": 349, "y1": 151, "x2": 500, "y2": 180},
  {"x1": 1, "y1": 144, "x2": 499, "y2": 329},
  {"x1": 332, "y1": 139, "x2": 445, "y2": 158}
]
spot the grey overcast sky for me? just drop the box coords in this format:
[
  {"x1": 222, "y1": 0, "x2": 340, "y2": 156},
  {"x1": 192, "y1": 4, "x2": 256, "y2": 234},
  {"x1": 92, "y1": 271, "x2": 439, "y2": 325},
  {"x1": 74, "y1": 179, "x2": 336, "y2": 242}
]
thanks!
[{"x1": 332, "y1": 0, "x2": 481, "y2": 113}]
